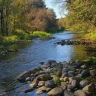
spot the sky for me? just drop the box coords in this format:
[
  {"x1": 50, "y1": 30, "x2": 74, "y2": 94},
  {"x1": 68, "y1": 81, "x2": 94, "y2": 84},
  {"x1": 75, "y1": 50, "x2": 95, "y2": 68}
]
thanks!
[{"x1": 45, "y1": 0, "x2": 64, "y2": 18}]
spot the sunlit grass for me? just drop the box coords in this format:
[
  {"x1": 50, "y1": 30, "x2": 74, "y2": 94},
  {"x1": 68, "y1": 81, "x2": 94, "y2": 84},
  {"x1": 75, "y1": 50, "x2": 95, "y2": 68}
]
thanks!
[{"x1": 0, "y1": 30, "x2": 51, "y2": 44}]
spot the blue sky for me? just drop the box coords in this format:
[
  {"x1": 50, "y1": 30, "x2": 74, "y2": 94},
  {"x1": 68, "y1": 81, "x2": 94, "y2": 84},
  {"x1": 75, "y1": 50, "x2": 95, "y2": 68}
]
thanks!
[{"x1": 45, "y1": 0, "x2": 64, "y2": 18}]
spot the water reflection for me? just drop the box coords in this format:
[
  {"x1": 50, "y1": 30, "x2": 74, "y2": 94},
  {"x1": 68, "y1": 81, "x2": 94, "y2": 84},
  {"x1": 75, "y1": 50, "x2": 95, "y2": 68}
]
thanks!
[{"x1": 0, "y1": 31, "x2": 88, "y2": 96}]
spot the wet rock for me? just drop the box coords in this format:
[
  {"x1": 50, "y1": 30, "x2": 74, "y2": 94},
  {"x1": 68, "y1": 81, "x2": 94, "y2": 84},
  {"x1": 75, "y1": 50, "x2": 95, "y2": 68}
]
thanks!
[
  {"x1": 36, "y1": 90, "x2": 43, "y2": 94},
  {"x1": 42, "y1": 64, "x2": 49, "y2": 68},
  {"x1": 38, "y1": 81, "x2": 45, "y2": 87},
  {"x1": 25, "y1": 77, "x2": 31, "y2": 81},
  {"x1": 64, "y1": 90, "x2": 74, "y2": 96},
  {"x1": 37, "y1": 74, "x2": 52, "y2": 81},
  {"x1": 24, "y1": 88, "x2": 34, "y2": 93},
  {"x1": 40, "y1": 62, "x2": 44, "y2": 65},
  {"x1": 79, "y1": 80, "x2": 89, "y2": 88},
  {"x1": 34, "y1": 71, "x2": 47, "y2": 77},
  {"x1": 74, "y1": 90, "x2": 86, "y2": 96},
  {"x1": 31, "y1": 67, "x2": 42, "y2": 74},
  {"x1": 32, "y1": 78, "x2": 39, "y2": 84},
  {"x1": 30, "y1": 83, "x2": 37, "y2": 88},
  {"x1": 47, "y1": 87, "x2": 63, "y2": 96},
  {"x1": 37, "y1": 86, "x2": 47, "y2": 92},
  {"x1": 45, "y1": 80, "x2": 55, "y2": 88},
  {"x1": 17, "y1": 70, "x2": 31, "y2": 82},
  {"x1": 48, "y1": 60, "x2": 56, "y2": 65}
]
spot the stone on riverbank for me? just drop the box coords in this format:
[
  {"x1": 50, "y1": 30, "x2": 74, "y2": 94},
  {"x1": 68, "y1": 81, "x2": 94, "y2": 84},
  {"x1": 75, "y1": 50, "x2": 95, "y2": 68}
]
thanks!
[{"x1": 47, "y1": 87, "x2": 63, "y2": 96}]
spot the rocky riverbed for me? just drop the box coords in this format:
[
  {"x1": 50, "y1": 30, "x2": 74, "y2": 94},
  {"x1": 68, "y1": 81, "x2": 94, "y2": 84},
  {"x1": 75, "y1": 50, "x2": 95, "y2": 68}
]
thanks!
[{"x1": 17, "y1": 59, "x2": 96, "y2": 96}]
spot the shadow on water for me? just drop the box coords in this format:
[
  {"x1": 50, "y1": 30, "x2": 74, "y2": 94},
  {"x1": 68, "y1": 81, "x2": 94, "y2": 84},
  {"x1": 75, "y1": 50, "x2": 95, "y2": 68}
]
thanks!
[{"x1": 0, "y1": 31, "x2": 88, "y2": 96}]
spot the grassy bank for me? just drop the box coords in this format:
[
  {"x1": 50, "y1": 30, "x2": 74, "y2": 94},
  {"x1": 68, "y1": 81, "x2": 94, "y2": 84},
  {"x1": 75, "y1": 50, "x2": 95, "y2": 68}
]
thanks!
[{"x1": 0, "y1": 31, "x2": 51, "y2": 45}]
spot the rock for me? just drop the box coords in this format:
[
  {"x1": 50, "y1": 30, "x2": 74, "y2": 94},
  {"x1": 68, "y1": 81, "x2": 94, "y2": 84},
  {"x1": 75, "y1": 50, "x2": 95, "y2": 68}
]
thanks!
[
  {"x1": 64, "y1": 90, "x2": 74, "y2": 96},
  {"x1": 71, "y1": 79, "x2": 78, "y2": 88},
  {"x1": 24, "y1": 88, "x2": 34, "y2": 93},
  {"x1": 46, "y1": 88, "x2": 52, "y2": 92},
  {"x1": 69, "y1": 77, "x2": 74, "y2": 84},
  {"x1": 34, "y1": 71, "x2": 47, "y2": 77},
  {"x1": 61, "y1": 82, "x2": 68, "y2": 86},
  {"x1": 39, "y1": 62, "x2": 44, "y2": 65},
  {"x1": 82, "y1": 83, "x2": 95, "y2": 95},
  {"x1": 48, "y1": 60, "x2": 56, "y2": 65},
  {"x1": 38, "y1": 81, "x2": 45, "y2": 87},
  {"x1": 81, "y1": 65, "x2": 87, "y2": 69},
  {"x1": 64, "y1": 77, "x2": 69, "y2": 82},
  {"x1": 62, "y1": 72, "x2": 68, "y2": 77},
  {"x1": 17, "y1": 70, "x2": 31, "y2": 82},
  {"x1": 81, "y1": 69, "x2": 90, "y2": 78},
  {"x1": 74, "y1": 90, "x2": 86, "y2": 96},
  {"x1": 42, "y1": 64, "x2": 49, "y2": 68},
  {"x1": 60, "y1": 78, "x2": 64, "y2": 81},
  {"x1": 25, "y1": 77, "x2": 31, "y2": 81},
  {"x1": 79, "y1": 80, "x2": 89, "y2": 88},
  {"x1": 68, "y1": 71, "x2": 74, "y2": 77},
  {"x1": 47, "y1": 87, "x2": 63, "y2": 96},
  {"x1": 45, "y1": 80, "x2": 55, "y2": 88},
  {"x1": 67, "y1": 84, "x2": 73, "y2": 90},
  {"x1": 37, "y1": 86, "x2": 47, "y2": 92},
  {"x1": 90, "y1": 69, "x2": 96, "y2": 76},
  {"x1": 31, "y1": 67, "x2": 42, "y2": 74},
  {"x1": 30, "y1": 83, "x2": 37, "y2": 88},
  {"x1": 36, "y1": 90, "x2": 43, "y2": 94},
  {"x1": 32, "y1": 78, "x2": 39, "y2": 84},
  {"x1": 37, "y1": 74, "x2": 52, "y2": 81},
  {"x1": 46, "y1": 68, "x2": 52, "y2": 73},
  {"x1": 67, "y1": 66, "x2": 76, "y2": 72}
]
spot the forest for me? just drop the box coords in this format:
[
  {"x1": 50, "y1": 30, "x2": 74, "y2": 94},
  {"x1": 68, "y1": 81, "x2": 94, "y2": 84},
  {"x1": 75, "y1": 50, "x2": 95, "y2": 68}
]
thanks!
[
  {"x1": 57, "y1": 0, "x2": 96, "y2": 39},
  {"x1": 0, "y1": 0, "x2": 64, "y2": 43}
]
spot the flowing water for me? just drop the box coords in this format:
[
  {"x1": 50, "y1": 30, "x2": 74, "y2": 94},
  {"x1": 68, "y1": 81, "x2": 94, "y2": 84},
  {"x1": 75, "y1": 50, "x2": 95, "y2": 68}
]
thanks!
[{"x1": 0, "y1": 31, "x2": 88, "y2": 96}]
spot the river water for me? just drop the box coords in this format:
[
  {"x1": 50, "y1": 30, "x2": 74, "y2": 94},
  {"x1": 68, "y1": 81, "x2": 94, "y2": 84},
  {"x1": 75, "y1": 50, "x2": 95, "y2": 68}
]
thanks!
[{"x1": 0, "y1": 31, "x2": 88, "y2": 96}]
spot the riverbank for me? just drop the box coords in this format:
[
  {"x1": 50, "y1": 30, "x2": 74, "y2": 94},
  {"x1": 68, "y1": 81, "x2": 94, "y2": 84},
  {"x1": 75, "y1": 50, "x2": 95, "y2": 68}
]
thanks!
[
  {"x1": 0, "y1": 31, "x2": 51, "y2": 46},
  {"x1": 17, "y1": 58, "x2": 96, "y2": 96}
]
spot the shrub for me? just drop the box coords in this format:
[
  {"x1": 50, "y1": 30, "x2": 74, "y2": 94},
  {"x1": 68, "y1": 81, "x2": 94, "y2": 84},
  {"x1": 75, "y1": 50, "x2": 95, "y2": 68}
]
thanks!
[{"x1": 54, "y1": 77, "x2": 61, "y2": 86}]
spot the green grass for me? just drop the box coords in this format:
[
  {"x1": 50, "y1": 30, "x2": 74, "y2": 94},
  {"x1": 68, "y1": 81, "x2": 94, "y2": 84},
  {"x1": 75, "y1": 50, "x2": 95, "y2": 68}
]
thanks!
[{"x1": 0, "y1": 30, "x2": 51, "y2": 44}]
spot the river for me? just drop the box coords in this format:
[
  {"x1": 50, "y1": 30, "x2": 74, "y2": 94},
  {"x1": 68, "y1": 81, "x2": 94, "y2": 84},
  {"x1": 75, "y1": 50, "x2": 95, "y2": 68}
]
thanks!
[{"x1": 0, "y1": 31, "x2": 88, "y2": 96}]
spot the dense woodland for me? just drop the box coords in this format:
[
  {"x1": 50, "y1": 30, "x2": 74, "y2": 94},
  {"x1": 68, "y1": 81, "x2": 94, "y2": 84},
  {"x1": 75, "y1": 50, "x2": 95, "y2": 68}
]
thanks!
[
  {"x1": 55, "y1": 0, "x2": 96, "y2": 39},
  {"x1": 0, "y1": 0, "x2": 64, "y2": 42}
]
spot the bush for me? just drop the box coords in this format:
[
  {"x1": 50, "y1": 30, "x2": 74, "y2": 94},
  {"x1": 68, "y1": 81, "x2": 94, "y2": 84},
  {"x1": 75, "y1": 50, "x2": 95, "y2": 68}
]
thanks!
[
  {"x1": 3, "y1": 35, "x2": 19, "y2": 43},
  {"x1": 54, "y1": 77, "x2": 61, "y2": 86},
  {"x1": 31, "y1": 31, "x2": 51, "y2": 39}
]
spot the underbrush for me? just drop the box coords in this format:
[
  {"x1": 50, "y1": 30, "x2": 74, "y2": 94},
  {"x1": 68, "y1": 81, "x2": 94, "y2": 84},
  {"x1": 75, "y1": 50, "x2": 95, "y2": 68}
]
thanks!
[{"x1": 84, "y1": 29, "x2": 96, "y2": 40}]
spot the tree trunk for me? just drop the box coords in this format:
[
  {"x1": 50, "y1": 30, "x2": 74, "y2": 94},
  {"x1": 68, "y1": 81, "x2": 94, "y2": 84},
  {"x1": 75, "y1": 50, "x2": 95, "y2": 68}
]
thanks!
[{"x1": 1, "y1": 10, "x2": 4, "y2": 36}]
